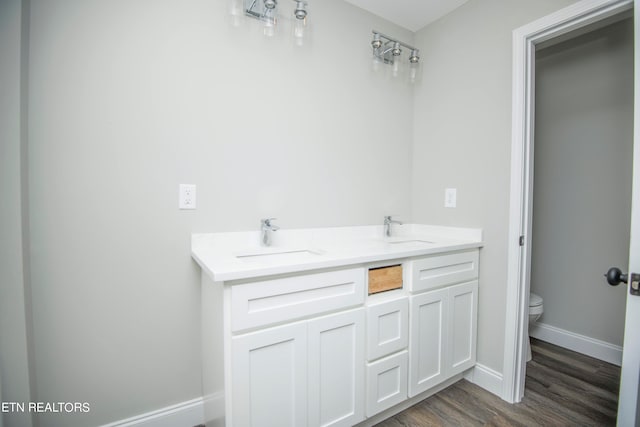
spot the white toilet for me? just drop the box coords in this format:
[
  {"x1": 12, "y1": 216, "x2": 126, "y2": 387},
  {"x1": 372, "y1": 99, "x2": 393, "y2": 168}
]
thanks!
[{"x1": 527, "y1": 292, "x2": 544, "y2": 361}]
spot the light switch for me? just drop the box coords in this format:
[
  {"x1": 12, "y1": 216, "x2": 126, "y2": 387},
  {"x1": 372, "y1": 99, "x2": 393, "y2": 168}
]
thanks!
[
  {"x1": 179, "y1": 184, "x2": 196, "y2": 209},
  {"x1": 444, "y1": 188, "x2": 457, "y2": 208}
]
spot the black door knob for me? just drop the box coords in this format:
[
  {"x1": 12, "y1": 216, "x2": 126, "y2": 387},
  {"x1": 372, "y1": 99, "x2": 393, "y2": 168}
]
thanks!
[{"x1": 605, "y1": 267, "x2": 628, "y2": 286}]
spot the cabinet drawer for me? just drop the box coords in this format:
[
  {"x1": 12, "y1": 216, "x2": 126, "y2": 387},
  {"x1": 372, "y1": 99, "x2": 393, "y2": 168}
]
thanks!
[
  {"x1": 368, "y1": 265, "x2": 403, "y2": 294},
  {"x1": 366, "y1": 297, "x2": 408, "y2": 361},
  {"x1": 408, "y1": 250, "x2": 478, "y2": 293},
  {"x1": 230, "y1": 268, "x2": 365, "y2": 332},
  {"x1": 366, "y1": 351, "x2": 408, "y2": 417}
]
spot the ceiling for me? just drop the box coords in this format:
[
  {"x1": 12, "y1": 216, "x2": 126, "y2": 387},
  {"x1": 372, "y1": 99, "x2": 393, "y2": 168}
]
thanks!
[{"x1": 343, "y1": 0, "x2": 469, "y2": 32}]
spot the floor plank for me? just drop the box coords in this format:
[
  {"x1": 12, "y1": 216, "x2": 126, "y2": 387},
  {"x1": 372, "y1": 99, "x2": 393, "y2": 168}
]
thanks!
[{"x1": 375, "y1": 339, "x2": 620, "y2": 426}]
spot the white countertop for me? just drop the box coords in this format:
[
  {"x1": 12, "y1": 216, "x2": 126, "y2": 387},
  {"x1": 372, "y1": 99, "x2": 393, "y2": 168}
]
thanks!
[{"x1": 191, "y1": 224, "x2": 483, "y2": 282}]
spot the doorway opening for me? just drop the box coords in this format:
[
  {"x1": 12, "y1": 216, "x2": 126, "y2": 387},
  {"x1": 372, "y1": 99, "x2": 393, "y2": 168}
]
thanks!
[
  {"x1": 503, "y1": 0, "x2": 634, "y2": 413},
  {"x1": 529, "y1": 16, "x2": 633, "y2": 366},
  {"x1": 522, "y1": 16, "x2": 633, "y2": 423}
]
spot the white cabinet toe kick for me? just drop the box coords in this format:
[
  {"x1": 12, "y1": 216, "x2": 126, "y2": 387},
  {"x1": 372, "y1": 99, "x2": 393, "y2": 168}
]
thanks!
[{"x1": 198, "y1": 243, "x2": 480, "y2": 427}]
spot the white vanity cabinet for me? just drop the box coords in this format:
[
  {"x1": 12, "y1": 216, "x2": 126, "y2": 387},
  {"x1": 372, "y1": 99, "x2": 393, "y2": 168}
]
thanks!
[
  {"x1": 407, "y1": 250, "x2": 479, "y2": 398},
  {"x1": 194, "y1": 227, "x2": 482, "y2": 427}
]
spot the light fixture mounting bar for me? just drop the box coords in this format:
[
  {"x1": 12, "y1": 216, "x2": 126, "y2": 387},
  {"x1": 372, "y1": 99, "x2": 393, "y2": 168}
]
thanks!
[
  {"x1": 371, "y1": 30, "x2": 418, "y2": 52},
  {"x1": 244, "y1": 0, "x2": 277, "y2": 23}
]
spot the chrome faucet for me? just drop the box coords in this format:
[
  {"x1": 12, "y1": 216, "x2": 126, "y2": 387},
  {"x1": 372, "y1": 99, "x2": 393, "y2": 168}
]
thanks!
[
  {"x1": 260, "y1": 218, "x2": 279, "y2": 246},
  {"x1": 384, "y1": 215, "x2": 403, "y2": 237}
]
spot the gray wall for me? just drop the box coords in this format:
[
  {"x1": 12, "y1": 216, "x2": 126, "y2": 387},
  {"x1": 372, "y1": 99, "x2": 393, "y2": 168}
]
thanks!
[
  {"x1": 530, "y1": 18, "x2": 633, "y2": 347},
  {"x1": 411, "y1": 0, "x2": 578, "y2": 374},
  {"x1": 3, "y1": 0, "x2": 593, "y2": 425},
  {"x1": 0, "y1": 0, "x2": 34, "y2": 426},
  {"x1": 23, "y1": 0, "x2": 413, "y2": 426}
]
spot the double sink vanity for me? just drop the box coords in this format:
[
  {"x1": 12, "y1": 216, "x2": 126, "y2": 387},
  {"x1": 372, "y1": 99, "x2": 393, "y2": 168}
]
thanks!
[{"x1": 192, "y1": 221, "x2": 483, "y2": 427}]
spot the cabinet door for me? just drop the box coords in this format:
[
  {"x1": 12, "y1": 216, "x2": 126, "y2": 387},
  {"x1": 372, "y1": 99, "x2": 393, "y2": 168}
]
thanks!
[
  {"x1": 231, "y1": 322, "x2": 307, "y2": 427},
  {"x1": 367, "y1": 297, "x2": 409, "y2": 361},
  {"x1": 308, "y1": 308, "x2": 365, "y2": 427},
  {"x1": 448, "y1": 281, "x2": 478, "y2": 376},
  {"x1": 409, "y1": 288, "x2": 448, "y2": 397}
]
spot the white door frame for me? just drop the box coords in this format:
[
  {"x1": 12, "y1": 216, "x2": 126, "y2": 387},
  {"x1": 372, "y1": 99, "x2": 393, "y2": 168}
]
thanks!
[{"x1": 503, "y1": 0, "x2": 633, "y2": 404}]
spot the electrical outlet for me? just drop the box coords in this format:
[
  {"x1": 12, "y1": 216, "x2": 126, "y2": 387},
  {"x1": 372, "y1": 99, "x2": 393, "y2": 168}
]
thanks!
[
  {"x1": 179, "y1": 184, "x2": 196, "y2": 210},
  {"x1": 444, "y1": 188, "x2": 457, "y2": 208}
]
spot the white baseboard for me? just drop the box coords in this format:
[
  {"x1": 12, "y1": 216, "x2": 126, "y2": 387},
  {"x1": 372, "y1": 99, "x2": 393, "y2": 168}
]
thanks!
[
  {"x1": 530, "y1": 322, "x2": 622, "y2": 366},
  {"x1": 202, "y1": 392, "x2": 225, "y2": 427},
  {"x1": 465, "y1": 363, "x2": 503, "y2": 397},
  {"x1": 100, "y1": 397, "x2": 205, "y2": 427}
]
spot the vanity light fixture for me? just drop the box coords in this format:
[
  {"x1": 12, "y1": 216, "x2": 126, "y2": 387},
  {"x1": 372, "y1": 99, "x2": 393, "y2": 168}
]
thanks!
[
  {"x1": 371, "y1": 30, "x2": 420, "y2": 66},
  {"x1": 244, "y1": 0, "x2": 308, "y2": 30}
]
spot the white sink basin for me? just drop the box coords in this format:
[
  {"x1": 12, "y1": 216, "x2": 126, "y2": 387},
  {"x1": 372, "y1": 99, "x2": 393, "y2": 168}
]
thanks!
[
  {"x1": 235, "y1": 248, "x2": 324, "y2": 262},
  {"x1": 387, "y1": 239, "x2": 435, "y2": 245},
  {"x1": 378, "y1": 238, "x2": 437, "y2": 248}
]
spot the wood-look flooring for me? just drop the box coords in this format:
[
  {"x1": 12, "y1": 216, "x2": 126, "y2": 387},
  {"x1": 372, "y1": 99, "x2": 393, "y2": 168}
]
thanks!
[{"x1": 376, "y1": 338, "x2": 621, "y2": 426}]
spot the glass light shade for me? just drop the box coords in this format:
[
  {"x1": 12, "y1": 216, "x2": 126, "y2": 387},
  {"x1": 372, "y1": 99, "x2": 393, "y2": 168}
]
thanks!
[
  {"x1": 392, "y1": 58, "x2": 401, "y2": 78},
  {"x1": 230, "y1": 0, "x2": 243, "y2": 15},
  {"x1": 408, "y1": 61, "x2": 420, "y2": 83},
  {"x1": 262, "y1": 7, "x2": 277, "y2": 37},
  {"x1": 372, "y1": 51, "x2": 384, "y2": 72},
  {"x1": 293, "y1": 17, "x2": 306, "y2": 45},
  {"x1": 263, "y1": 22, "x2": 276, "y2": 36},
  {"x1": 229, "y1": 0, "x2": 244, "y2": 26}
]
